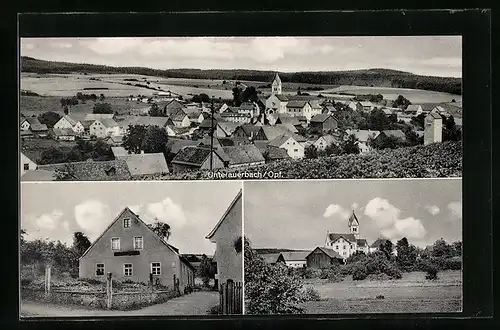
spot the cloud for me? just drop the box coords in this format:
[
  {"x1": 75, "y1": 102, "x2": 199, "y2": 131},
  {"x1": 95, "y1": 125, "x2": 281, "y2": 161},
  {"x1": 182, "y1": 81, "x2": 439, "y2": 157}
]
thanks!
[
  {"x1": 323, "y1": 204, "x2": 349, "y2": 219},
  {"x1": 448, "y1": 201, "x2": 462, "y2": 219},
  {"x1": 425, "y1": 205, "x2": 440, "y2": 216},
  {"x1": 146, "y1": 197, "x2": 187, "y2": 228},
  {"x1": 87, "y1": 37, "x2": 144, "y2": 55},
  {"x1": 364, "y1": 197, "x2": 426, "y2": 240},
  {"x1": 128, "y1": 204, "x2": 143, "y2": 214},
  {"x1": 74, "y1": 200, "x2": 110, "y2": 239},
  {"x1": 34, "y1": 209, "x2": 63, "y2": 230},
  {"x1": 62, "y1": 221, "x2": 70, "y2": 231},
  {"x1": 351, "y1": 202, "x2": 359, "y2": 210}
]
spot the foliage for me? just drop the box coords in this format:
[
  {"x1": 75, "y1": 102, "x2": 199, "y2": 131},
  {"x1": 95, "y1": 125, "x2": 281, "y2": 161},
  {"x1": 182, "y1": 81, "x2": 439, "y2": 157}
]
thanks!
[
  {"x1": 340, "y1": 134, "x2": 360, "y2": 155},
  {"x1": 324, "y1": 142, "x2": 341, "y2": 156},
  {"x1": 37, "y1": 111, "x2": 61, "y2": 128},
  {"x1": 392, "y1": 95, "x2": 412, "y2": 109},
  {"x1": 122, "y1": 125, "x2": 147, "y2": 154},
  {"x1": 146, "y1": 219, "x2": 171, "y2": 241},
  {"x1": 38, "y1": 140, "x2": 114, "y2": 165},
  {"x1": 304, "y1": 145, "x2": 318, "y2": 159},
  {"x1": 371, "y1": 135, "x2": 406, "y2": 150},
  {"x1": 379, "y1": 240, "x2": 394, "y2": 260},
  {"x1": 245, "y1": 237, "x2": 306, "y2": 314},
  {"x1": 425, "y1": 264, "x2": 439, "y2": 280},
  {"x1": 352, "y1": 265, "x2": 368, "y2": 280},
  {"x1": 234, "y1": 236, "x2": 243, "y2": 254},
  {"x1": 346, "y1": 251, "x2": 366, "y2": 263},
  {"x1": 73, "y1": 232, "x2": 92, "y2": 259},
  {"x1": 148, "y1": 103, "x2": 165, "y2": 117},
  {"x1": 92, "y1": 102, "x2": 113, "y2": 114},
  {"x1": 300, "y1": 287, "x2": 321, "y2": 301},
  {"x1": 141, "y1": 126, "x2": 171, "y2": 158},
  {"x1": 197, "y1": 254, "x2": 216, "y2": 287},
  {"x1": 431, "y1": 238, "x2": 454, "y2": 259},
  {"x1": 191, "y1": 93, "x2": 210, "y2": 103},
  {"x1": 395, "y1": 237, "x2": 418, "y2": 272}
]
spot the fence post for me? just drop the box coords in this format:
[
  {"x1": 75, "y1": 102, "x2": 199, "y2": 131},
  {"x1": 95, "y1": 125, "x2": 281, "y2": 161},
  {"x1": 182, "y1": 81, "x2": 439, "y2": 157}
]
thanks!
[
  {"x1": 227, "y1": 279, "x2": 234, "y2": 314},
  {"x1": 45, "y1": 265, "x2": 51, "y2": 298},
  {"x1": 219, "y1": 284, "x2": 223, "y2": 315},
  {"x1": 106, "y1": 272, "x2": 113, "y2": 309}
]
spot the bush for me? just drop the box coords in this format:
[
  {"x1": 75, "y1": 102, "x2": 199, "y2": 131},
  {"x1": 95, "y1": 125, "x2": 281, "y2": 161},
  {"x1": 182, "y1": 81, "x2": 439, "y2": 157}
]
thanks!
[
  {"x1": 303, "y1": 268, "x2": 322, "y2": 279},
  {"x1": 444, "y1": 258, "x2": 462, "y2": 271},
  {"x1": 425, "y1": 265, "x2": 439, "y2": 280},
  {"x1": 300, "y1": 286, "x2": 321, "y2": 302},
  {"x1": 352, "y1": 265, "x2": 368, "y2": 280},
  {"x1": 21, "y1": 278, "x2": 33, "y2": 287},
  {"x1": 208, "y1": 305, "x2": 220, "y2": 315},
  {"x1": 80, "y1": 278, "x2": 103, "y2": 285},
  {"x1": 383, "y1": 263, "x2": 402, "y2": 279}
]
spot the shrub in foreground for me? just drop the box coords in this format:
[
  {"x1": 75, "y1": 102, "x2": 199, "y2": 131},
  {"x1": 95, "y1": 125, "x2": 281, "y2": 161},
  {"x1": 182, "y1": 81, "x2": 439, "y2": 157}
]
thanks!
[
  {"x1": 352, "y1": 265, "x2": 368, "y2": 281},
  {"x1": 300, "y1": 286, "x2": 321, "y2": 302},
  {"x1": 425, "y1": 266, "x2": 439, "y2": 280}
]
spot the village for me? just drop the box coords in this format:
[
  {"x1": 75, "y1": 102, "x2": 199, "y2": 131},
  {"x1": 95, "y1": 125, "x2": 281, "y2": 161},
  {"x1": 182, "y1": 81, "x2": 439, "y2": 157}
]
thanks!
[{"x1": 20, "y1": 73, "x2": 462, "y2": 181}]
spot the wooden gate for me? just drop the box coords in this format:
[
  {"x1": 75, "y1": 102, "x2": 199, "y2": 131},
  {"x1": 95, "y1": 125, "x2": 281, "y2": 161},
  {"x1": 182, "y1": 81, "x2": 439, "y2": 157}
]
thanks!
[{"x1": 219, "y1": 279, "x2": 242, "y2": 314}]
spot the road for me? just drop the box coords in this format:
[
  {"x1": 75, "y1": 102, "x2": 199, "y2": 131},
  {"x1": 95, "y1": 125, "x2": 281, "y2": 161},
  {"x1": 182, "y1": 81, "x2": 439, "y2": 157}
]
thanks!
[{"x1": 21, "y1": 291, "x2": 219, "y2": 317}]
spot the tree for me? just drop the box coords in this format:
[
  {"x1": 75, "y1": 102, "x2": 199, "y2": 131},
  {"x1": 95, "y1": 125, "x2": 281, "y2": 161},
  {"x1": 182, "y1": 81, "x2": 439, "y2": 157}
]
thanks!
[
  {"x1": 379, "y1": 240, "x2": 393, "y2": 260},
  {"x1": 197, "y1": 254, "x2": 216, "y2": 287},
  {"x1": 72, "y1": 232, "x2": 91, "y2": 259},
  {"x1": 141, "y1": 126, "x2": 170, "y2": 158},
  {"x1": 372, "y1": 135, "x2": 405, "y2": 149},
  {"x1": 431, "y1": 238, "x2": 453, "y2": 259},
  {"x1": 147, "y1": 218, "x2": 171, "y2": 241},
  {"x1": 324, "y1": 142, "x2": 341, "y2": 156},
  {"x1": 368, "y1": 108, "x2": 391, "y2": 131},
  {"x1": 410, "y1": 114, "x2": 426, "y2": 130},
  {"x1": 93, "y1": 102, "x2": 113, "y2": 114},
  {"x1": 395, "y1": 237, "x2": 418, "y2": 271},
  {"x1": 340, "y1": 134, "x2": 360, "y2": 155},
  {"x1": 392, "y1": 95, "x2": 411, "y2": 109},
  {"x1": 242, "y1": 86, "x2": 259, "y2": 103},
  {"x1": 99, "y1": 93, "x2": 105, "y2": 101},
  {"x1": 148, "y1": 103, "x2": 164, "y2": 117},
  {"x1": 123, "y1": 125, "x2": 148, "y2": 154},
  {"x1": 405, "y1": 129, "x2": 422, "y2": 147},
  {"x1": 64, "y1": 106, "x2": 69, "y2": 115},
  {"x1": 60, "y1": 98, "x2": 67, "y2": 107},
  {"x1": 191, "y1": 93, "x2": 210, "y2": 103},
  {"x1": 304, "y1": 145, "x2": 318, "y2": 159},
  {"x1": 38, "y1": 111, "x2": 61, "y2": 128},
  {"x1": 232, "y1": 87, "x2": 242, "y2": 106},
  {"x1": 452, "y1": 241, "x2": 462, "y2": 257}
]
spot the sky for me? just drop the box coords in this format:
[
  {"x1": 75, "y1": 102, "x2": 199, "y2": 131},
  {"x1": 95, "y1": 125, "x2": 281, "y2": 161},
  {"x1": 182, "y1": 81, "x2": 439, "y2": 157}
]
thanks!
[
  {"x1": 20, "y1": 181, "x2": 242, "y2": 255},
  {"x1": 20, "y1": 36, "x2": 462, "y2": 77},
  {"x1": 244, "y1": 179, "x2": 462, "y2": 250}
]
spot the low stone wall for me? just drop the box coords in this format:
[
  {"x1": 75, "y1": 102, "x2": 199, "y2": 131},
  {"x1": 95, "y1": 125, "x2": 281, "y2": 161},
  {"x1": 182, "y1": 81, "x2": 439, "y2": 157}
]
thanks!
[{"x1": 112, "y1": 289, "x2": 180, "y2": 310}]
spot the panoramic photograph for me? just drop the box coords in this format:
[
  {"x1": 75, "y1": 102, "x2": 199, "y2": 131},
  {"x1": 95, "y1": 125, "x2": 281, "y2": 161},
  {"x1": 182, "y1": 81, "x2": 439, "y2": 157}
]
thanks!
[
  {"x1": 20, "y1": 181, "x2": 243, "y2": 317},
  {"x1": 19, "y1": 36, "x2": 462, "y2": 181},
  {"x1": 244, "y1": 179, "x2": 462, "y2": 314}
]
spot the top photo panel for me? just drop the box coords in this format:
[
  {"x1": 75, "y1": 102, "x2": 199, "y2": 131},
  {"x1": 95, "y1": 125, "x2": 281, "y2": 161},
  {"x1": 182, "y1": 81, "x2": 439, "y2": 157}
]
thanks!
[{"x1": 19, "y1": 36, "x2": 462, "y2": 181}]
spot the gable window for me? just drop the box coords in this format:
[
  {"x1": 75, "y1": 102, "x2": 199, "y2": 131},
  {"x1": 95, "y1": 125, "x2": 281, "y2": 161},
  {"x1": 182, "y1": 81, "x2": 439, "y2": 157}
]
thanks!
[
  {"x1": 124, "y1": 263, "x2": 133, "y2": 277},
  {"x1": 134, "y1": 236, "x2": 144, "y2": 250},
  {"x1": 96, "y1": 263, "x2": 105, "y2": 276},
  {"x1": 151, "y1": 262, "x2": 161, "y2": 275},
  {"x1": 335, "y1": 245, "x2": 339, "y2": 250},
  {"x1": 123, "y1": 218, "x2": 131, "y2": 228},
  {"x1": 23, "y1": 163, "x2": 30, "y2": 171},
  {"x1": 343, "y1": 245, "x2": 346, "y2": 249},
  {"x1": 111, "y1": 238, "x2": 120, "y2": 251}
]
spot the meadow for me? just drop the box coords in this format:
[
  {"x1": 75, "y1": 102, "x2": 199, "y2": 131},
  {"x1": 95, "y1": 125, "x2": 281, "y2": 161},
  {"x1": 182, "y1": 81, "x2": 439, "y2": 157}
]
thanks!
[{"x1": 301, "y1": 271, "x2": 462, "y2": 314}]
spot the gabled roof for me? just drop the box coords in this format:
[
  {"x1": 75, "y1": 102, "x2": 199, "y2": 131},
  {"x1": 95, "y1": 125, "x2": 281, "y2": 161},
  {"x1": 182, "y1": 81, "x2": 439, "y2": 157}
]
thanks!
[
  {"x1": 238, "y1": 123, "x2": 263, "y2": 137},
  {"x1": 57, "y1": 115, "x2": 77, "y2": 126},
  {"x1": 166, "y1": 138, "x2": 201, "y2": 154},
  {"x1": 24, "y1": 117, "x2": 48, "y2": 131},
  {"x1": 38, "y1": 159, "x2": 131, "y2": 181},
  {"x1": 205, "y1": 190, "x2": 242, "y2": 240},
  {"x1": 79, "y1": 207, "x2": 181, "y2": 260},
  {"x1": 356, "y1": 239, "x2": 368, "y2": 247},
  {"x1": 273, "y1": 94, "x2": 289, "y2": 102},
  {"x1": 328, "y1": 233, "x2": 356, "y2": 243},
  {"x1": 427, "y1": 112, "x2": 442, "y2": 119},
  {"x1": 345, "y1": 129, "x2": 380, "y2": 142},
  {"x1": 259, "y1": 253, "x2": 282, "y2": 264},
  {"x1": 171, "y1": 112, "x2": 189, "y2": 122},
  {"x1": 122, "y1": 153, "x2": 170, "y2": 176},
  {"x1": 310, "y1": 113, "x2": 336, "y2": 123},
  {"x1": 370, "y1": 238, "x2": 391, "y2": 248},
  {"x1": 262, "y1": 126, "x2": 306, "y2": 142},
  {"x1": 265, "y1": 147, "x2": 291, "y2": 160},
  {"x1": 280, "y1": 251, "x2": 311, "y2": 262},
  {"x1": 360, "y1": 101, "x2": 376, "y2": 107},
  {"x1": 287, "y1": 100, "x2": 310, "y2": 108},
  {"x1": 380, "y1": 129, "x2": 406, "y2": 140},
  {"x1": 275, "y1": 123, "x2": 298, "y2": 133},
  {"x1": 111, "y1": 146, "x2": 129, "y2": 158},
  {"x1": 199, "y1": 118, "x2": 218, "y2": 129},
  {"x1": 306, "y1": 247, "x2": 343, "y2": 260},
  {"x1": 406, "y1": 104, "x2": 422, "y2": 111},
  {"x1": 276, "y1": 115, "x2": 301, "y2": 126},
  {"x1": 84, "y1": 113, "x2": 115, "y2": 121},
  {"x1": 167, "y1": 125, "x2": 191, "y2": 135},
  {"x1": 221, "y1": 144, "x2": 265, "y2": 166},
  {"x1": 239, "y1": 102, "x2": 257, "y2": 111},
  {"x1": 268, "y1": 134, "x2": 294, "y2": 148},
  {"x1": 22, "y1": 117, "x2": 42, "y2": 126},
  {"x1": 348, "y1": 211, "x2": 359, "y2": 226},
  {"x1": 171, "y1": 146, "x2": 226, "y2": 167},
  {"x1": 53, "y1": 128, "x2": 76, "y2": 136},
  {"x1": 316, "y1": 134, "x2": 338, "y2": 146},
  {"x1": 217, "y1": 122, "x2": 240, "y2": 136},
  {"x1": 106, "y1": 135, "x2": 124, "y2": 144},
  {"x1": 98, "y1": 118, "x2": 119, "y2": 128}
]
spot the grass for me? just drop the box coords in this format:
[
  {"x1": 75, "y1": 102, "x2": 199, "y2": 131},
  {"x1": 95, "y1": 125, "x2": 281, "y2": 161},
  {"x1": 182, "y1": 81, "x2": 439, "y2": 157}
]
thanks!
[
  {"x1": 21, "y1": 138, "x2": 77, "y2": 163},
  {"x1": 300, "y1": 271, "x2": 462, "y2": 314}
]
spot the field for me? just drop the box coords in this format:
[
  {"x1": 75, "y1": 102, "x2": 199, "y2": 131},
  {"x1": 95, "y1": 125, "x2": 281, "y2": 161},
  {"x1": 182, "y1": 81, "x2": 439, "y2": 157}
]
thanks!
[
  {"x1": 20, "y1": 95, "x2": 150, "y2": 117},
  {"x1": 312, "y1": 85, "x2": 462, "y2": 104},
  {"x1": 301, "y1": 271, "x2": 462, "y2": 314},
  {"x1": 21, "y1": 138, "x2": 78, "y2": 163}
]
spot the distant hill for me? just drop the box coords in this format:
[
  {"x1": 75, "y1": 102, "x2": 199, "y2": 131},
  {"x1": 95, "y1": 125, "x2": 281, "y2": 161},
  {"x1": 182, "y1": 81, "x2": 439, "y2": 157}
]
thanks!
[
  {"x1": 255, "y1": 248, "x2": 311, "y2": 254},
  {"x1": 20, "y1": 56, "x2": 462, "y2": 95}
]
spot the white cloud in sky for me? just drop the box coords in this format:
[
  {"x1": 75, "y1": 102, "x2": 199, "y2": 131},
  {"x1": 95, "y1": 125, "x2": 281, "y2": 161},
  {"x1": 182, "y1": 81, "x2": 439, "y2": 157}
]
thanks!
[
  {"x1": 35, "y1": 209, "x2": 63, "y2": 230},
  {"x1": 146, "y1": 197, "x2": 187, "y2": 228},
  {"x1": 62, "y1": 221, "x2": 70, "y2": 231},
  {"x1": 448, "y1": 201, "x2": 462, "y2": 219},
  {"x1": 364, "y1": 197, "x2": 426, "y2": 240},
  {"x1": 323, "y1": 204, "x2": 349, "y2": 219},
  {"x1": 74, "y1": 200, "x2": 111, "y2": 239},
  {"x1": 351, "y1": 202, "x2": 359, "y2": 210},
  {"x1": 128, "y1": 204, "x2": 143, "y2": 215},
  {"x1": 425, "y1": 205, "x2": 441, "y2": 216}
]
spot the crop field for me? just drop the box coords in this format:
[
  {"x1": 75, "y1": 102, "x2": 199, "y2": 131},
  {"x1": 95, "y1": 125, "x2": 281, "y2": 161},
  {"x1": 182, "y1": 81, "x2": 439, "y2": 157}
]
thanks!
[
  {"x1": 313, "y1": 85, "x2": 462, "y2": 104},
  {"x1": 301, "y1": 271, "x2": 462, "y2": 314},
  {"x1": 20, "y1": 95, "x2": 150, "y2": 117}
]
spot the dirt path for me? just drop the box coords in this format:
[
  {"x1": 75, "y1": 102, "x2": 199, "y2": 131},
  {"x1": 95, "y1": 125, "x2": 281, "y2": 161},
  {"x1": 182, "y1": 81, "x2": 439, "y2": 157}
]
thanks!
[{"x1": 21, "y1": 291, "x2": 219, "y2": 317}]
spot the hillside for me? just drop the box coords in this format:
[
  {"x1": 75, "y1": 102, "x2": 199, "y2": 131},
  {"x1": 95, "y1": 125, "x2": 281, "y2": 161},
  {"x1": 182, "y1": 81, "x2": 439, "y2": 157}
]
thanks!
[{"x1": 21, "y1": 57, "x2": 462, "y2": 95}]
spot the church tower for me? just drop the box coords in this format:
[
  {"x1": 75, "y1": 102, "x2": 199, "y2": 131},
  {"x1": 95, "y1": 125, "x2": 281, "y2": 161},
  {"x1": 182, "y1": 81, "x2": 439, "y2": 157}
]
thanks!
[
  {"x1": 348, "y1": 210, "x2": 360, "y2": 239},
  {"x1": 271, "y1": 73, "x2": 282, "y2": 95}
]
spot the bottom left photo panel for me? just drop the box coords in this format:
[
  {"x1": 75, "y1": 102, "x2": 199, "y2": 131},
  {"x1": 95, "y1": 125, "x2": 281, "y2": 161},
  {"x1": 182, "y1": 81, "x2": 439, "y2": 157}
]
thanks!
[{"x1": 19, "y1": 181, "x2": 243, "y2": 318}]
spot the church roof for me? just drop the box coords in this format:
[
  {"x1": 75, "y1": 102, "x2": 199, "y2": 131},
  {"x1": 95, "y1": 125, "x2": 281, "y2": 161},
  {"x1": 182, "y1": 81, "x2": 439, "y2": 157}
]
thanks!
[
  {"x1": 328, "y1": 233, "x2": 356, "y2": 243},
  {"x1": 273, "y1": 73, "x2": 281, "y2": 84},
  {"x1": 356, "y1": 239, "x2": 368, "y2": 247},
  {"x1": 348, "y1": 211, "x2": 359, "y2": 226}
]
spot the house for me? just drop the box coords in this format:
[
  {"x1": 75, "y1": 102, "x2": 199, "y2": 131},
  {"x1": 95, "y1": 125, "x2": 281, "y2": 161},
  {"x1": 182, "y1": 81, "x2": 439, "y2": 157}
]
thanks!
[
  {"x1": 121, "y1": 153, "x2": 170, "y2": 178},
  {"x1": 405, "y1": 104, "x2": 423, "y2": 116},
  {"x1": 216, "y1": 122, "x2": 240, "y2": 138},
  {"x1": 310, "y1": 114, "x2": 338, "y2": 132},
  {"x1": 373, "y1": 130, "x2": 407, "y2": 145},
  {"x1": 306, "y1": 247, "x2": 344, "y2": 269},
  {"x1": 170, "y1": 111, "x2": 191, "y2": 128},
  {"x1": 286, "y1": 100, "x2": 312, "y2": 118},
  {"x1": 280, "y1": 251, "x2": 310, "y2": 268},
  {"x1": 78, "y1": 207, "x2": 195, "y2": 291},
  {"x1": 163, "y1": 99, "x2": 186, "y2": 116},
  {"x1": 238, "y1": 102, "x2": 259, "y2": 118},
  {"x1": 253, "y1": 141, "x2": 291, "y2": 163},
  {"x1": 275, "y1": 123, "x2": 298, "y2": 134},
  {"x1": 424, "y1": 112, "x2": 443, "y2": 145},
  {"x1": 307, "y1": 100, "x2": 324, "y2": 120},
  {"x1": 261, "y1": 126, "x2": 306, "y2": 144},
  {"x1": 360, "y1": 101, "x2": 377, "y2": 112},
  {"x1": 220, "y1": 144, "x2": 266, "y2": 167},
  {"x1": 345, "y1": 129, "x2": 381, "y2": 154},
  {"x1": 166, "y1": 138, "x2": 202, "y2": 155},
  {"x1": 232, "y1": 124, "x2": 267, "y2": 141},
  {"x1": 111, "y1": 146, "x2": 129, "y2": 158},
  {"x1": 54, "y1": 115, "x2": 84, "y2": 134},
  {"x1": 369, "y1": 238, "x2": 396, "y2": 255},
  {"x1": 84, "y1": 114, "x2": 115, "y2": 121},
  {"x1": 105, "y1": 135, "x2": 124, "y2": 146},
  {"x1": 20, "y1": 152, "x2": 37, "y2": 176},
  {"x1": 38, "y1": 159, "x2": 132, "y2": 181},
  {"x1": 166, "y1": 125, "x2": 192, "y2": 137},
  {"x1": 346, "y1": 101, "x2": 363, "y2": 112},
  {"x1": 199, "y1": 118, "x2": 218, "y2": 132},
  {"x1": 274, "y1": 114, "x2": 301, "y2": 127},
  {"x1": 205, "y1": 190, "x2": 243, "y2": 289},
  {"x1": 218, "y1": 103, "x2": 229, "y2": 114},
  {"x1": 268, "y1": 135, "x2": 304, "y2": 159},
  {"x1": 219, "y1": 111, "x2": 251, "y2": 124},
  {"x1": 90, "y1": 118, "x2": 120, "y2": 138},
  {"x1": 322, "y1": 105, "x2": 337, "y2": 114},
  {"x1": 313, "y1": 134, "x2": 339, "y2": 151},
  {"x1": 324, "y1": 211, "x2": 370, "y2": 260},
  {"x1": 171, "y1": 146, "x2": 227, "y2": 173},
  {"x1": 53, "y1": 128, "x2": 77, "y2": 141},
  {"x1": 20, "y1": 117, "x2": 49, "y2": 137},
  {"x1": 186, "y1": 111, "x2": 205, "y2": 124},
  {"x1": 259, "y1": 253, "x2": 285, "y2": 265}
]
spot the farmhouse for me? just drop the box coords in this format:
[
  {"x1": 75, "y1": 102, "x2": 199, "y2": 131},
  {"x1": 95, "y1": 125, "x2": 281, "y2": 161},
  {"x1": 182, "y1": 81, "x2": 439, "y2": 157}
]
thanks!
[
  {"x1": 286, "y1": 100, "x2": 312, "y2": 118},
  {"x1": 166, "y1": 138, "x2": 202, "y2": 155},
  {"x1": 90, "y1": 118, "x2": 120, "y2": 138},
  {"x1": 232, "y1": 124, "x2": 266, "y2": 141},
  {"x1": 170, "y1": 111, "x2": 191, "y2": 128},
  {"x1": 111, "y1": 146, "x2": 129, "y2": 158},
  {"x1": 306, "y1": 247, "x2": 344, "y2": 269},
  {"x1": 53, "y1": 128, "x2": 77, "y2": 141},
  {"x1": 268, "y1": 135, "x2": 304, "y2": 159},
  {"x1": 219, "y1": 111, "x2": 252, "y2": 124},
  {"x1": 166, "y1": 125, "x2": 192, "y2": 137},
  {"x1": 237, "y1": 102, "x2": 260, "y2": 117},
  {"x1": 53, "y1": 115, "x2": 83, "y2": 134},
  {"x1": 324, "y1": 211, "x2": 370, "y2": 260},
  {"x1": 360, "y1": 101, "x2": 377, "y2": 112},
  {"x1": 345, "y1": 101, "x2": 363, "y2": 112},
  {"x1": 322, "y1": 104, "x2": 336, "y2": 114},
  {"x1": 84, "y1": 114, "x2": 115, "y2": 121},
  {"x1": 120, "y1": 153, "x2": 170, "y2": 177},
  {"x1": 274, "y1": 115, "x2": 301, "y2": 128},
  {"x1": 186, "y1": 111, "x2": 205, "y2": 124},
  {"x1": 405, "y1": 104, "x2": 423, "y2": 116},
  {"x1": 280, "y1": 251, "x2": 310, "y2": 268},
  {"x1": 21, "y1": 118, "x2": 49, "y2": 137},
  {"x1": 171, "y1": 146, "x2": 227, "y2": 173},
  {"x1": 345, "y1": 129, "x2": 381, "y2": 154},
  {"x1": 424, "y1": 112, "x2": 443, "y2": 145},
  {"x1": 309, "y1": 114, "x2": 338, "y2": 132},
  {"x1": 78, "y1": 207, "x2": 195, "y2": 291},
  {"x1": 206, "y1": 190, "x2": 243, "y2": 289},
  {"x1": 216, "y1": 122, "x2": 240, "y2": 138},
  {"x1": 253, "y1": 141, "x2": 291, "y2": 163},
  {"x1": 261, "y1": 126, "x2": 306, "y2": 144},
  {"x1": 20, "y1": 152, "x2": 37, "y2": 176},
  {"x1": 163, "y1": 99, "x2": 186, "y2": 116},
  {"x1": 313, "y1": 134, "x2": 339, "y2": 151},
  {"x1": 220, "y1": 144, "x2": 265, "y2": 167},
  {"x1": 105, "y1": 135, "x2": 124, "y2": 146}
]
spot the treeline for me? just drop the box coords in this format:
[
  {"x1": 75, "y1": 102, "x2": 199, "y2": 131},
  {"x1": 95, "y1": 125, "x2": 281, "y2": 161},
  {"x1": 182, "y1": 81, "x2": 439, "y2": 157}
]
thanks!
[
  {"x1": 38, "y1": 139, "x2": 114, "y2": 165},
  {"x1": 21, "y1": 57, "x2": 462, "y2": 95}
]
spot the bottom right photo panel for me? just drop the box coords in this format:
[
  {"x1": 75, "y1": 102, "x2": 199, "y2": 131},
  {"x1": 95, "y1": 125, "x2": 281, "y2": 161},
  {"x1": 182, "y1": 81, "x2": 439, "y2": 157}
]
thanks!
[{"x1": 243, "y1": 179, "x2": 462, "y2": 315}]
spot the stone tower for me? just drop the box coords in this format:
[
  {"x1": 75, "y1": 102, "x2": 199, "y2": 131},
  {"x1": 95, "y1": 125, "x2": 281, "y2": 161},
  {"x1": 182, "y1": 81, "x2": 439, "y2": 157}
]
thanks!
[
  {"x1": 424, "y1": 111, "x2": 443, "y2": 145},
  {"x1": 348, "y1": 210, "x2": 360, "y2": 239},
  {"x1": 271, "y1": 73, "x2": 282, "y2": 95}
]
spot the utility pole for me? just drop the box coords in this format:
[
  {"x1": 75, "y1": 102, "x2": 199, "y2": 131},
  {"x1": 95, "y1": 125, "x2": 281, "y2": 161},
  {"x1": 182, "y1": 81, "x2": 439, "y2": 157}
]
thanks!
[{"x1": 210, "y1": 96, "x2": 215, "y2": 170}]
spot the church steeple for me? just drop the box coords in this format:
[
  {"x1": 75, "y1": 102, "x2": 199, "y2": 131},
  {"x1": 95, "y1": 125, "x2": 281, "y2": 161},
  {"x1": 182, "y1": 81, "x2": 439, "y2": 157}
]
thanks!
[
  {"x1": 271, "y1": 73, "x2": 282, "y2": 95},
  {"x1": 348, "y1": 210, "x2": 360, "y2": 239}
]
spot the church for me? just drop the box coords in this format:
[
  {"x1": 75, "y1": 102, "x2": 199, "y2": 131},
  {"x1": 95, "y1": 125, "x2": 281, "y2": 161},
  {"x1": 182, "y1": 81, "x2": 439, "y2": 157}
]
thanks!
[
  {"x1": 265, "y1": 73, "x2": 289, "y2": 114},
  {"x1": 324, "y1": 210, "x2": 370, "y2": 260}
]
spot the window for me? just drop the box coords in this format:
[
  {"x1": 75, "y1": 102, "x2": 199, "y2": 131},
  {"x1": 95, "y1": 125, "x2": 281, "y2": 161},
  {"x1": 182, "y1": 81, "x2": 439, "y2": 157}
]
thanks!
[
  {"x1": 151, "y1": 262, "x2": 161, "y2": 275},
  {"x1": 111, "y1": 238, "x2": 120, "y2": 250},
  {"x1": 96, "y1": 263, "x2": 104, "y2": 276},
  {"x1": 23, "y1": 163, "x2": 30, "y2": 171},
  {"x1": 343, "y1": 251, "x2": 346, "y2": 256},
  {"x1": 335, "y1": 245, "x2": 339, "y2": 250},
  {"x1": 123, "y1": 218, "x2": 131, "y2": 228},
  {"x1": 350, "y1": 245, "x2": 353, "y2": 249},
  {"x1": 294, "y1": 149, "x2": 298, "y2": 152},
  {"x1": 353, "y1": 227, "x2": 357, "y2": 232},
  {"x1": 124, "y1": 264, "x2": 133, "y2": 277},
  {"x1": 343, "y1": 245, "x2": 346, "y2": 249},
  {"x1": 134, "y1": 236, "x2": 143, "y2": 250}
]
